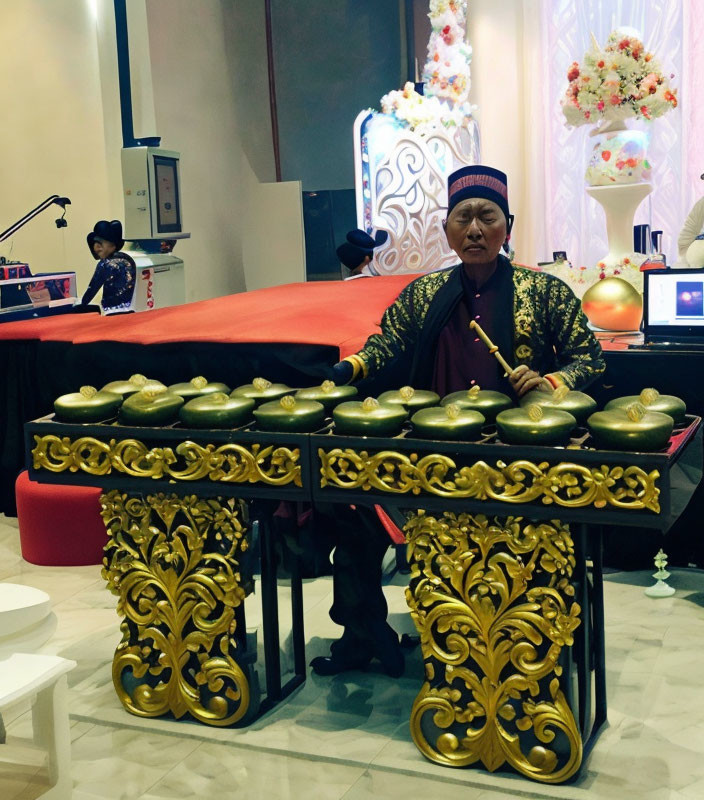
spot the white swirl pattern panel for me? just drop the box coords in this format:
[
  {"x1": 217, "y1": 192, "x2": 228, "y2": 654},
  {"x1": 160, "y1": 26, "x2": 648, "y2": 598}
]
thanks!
[{"x1": 364, "y1": 120, "x2": 480, "y2": 275}]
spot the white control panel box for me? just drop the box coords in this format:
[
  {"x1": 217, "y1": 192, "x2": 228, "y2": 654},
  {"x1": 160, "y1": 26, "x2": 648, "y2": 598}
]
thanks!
[{"x1": 121, "y1": 147, "x2": 184, "y2": 239}]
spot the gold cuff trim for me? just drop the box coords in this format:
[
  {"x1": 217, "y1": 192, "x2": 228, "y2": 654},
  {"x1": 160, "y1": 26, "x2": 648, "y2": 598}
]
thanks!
[
  {"x1": 546, "y1": 372, "x2": 567, "y2": 387},
  {"x1": 342, "y1": 354, "x2": 368, "y2": 382}
]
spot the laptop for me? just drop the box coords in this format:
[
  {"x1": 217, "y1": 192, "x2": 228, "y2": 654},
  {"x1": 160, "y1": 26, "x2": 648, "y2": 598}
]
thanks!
[{"x1": 641, "y1": 268, "x2": 704, "y2": 349}]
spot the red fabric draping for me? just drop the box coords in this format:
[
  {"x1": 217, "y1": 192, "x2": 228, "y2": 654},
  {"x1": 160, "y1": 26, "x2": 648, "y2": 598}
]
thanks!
[
  {"x1": 0, "y1": 276, "x2": 418, "y2": 358},
  {"x1": 0, "y1": 273, "x2": 626, "y2": 354}
]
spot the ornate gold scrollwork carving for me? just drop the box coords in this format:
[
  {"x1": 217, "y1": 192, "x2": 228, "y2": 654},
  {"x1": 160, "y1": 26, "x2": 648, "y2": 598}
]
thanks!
[
  {"x1": 32, "y1": 434, "x2": 301, "y2": 486},
  {"x1": 405, "y1": 511, "x2": 582, "y2": 783},
  {"x1": 100, "y1": 490, "x2": 252, "y2": 726},
  {"x1": 318, "y1": 447, "x2": 660, "y2": 512}
]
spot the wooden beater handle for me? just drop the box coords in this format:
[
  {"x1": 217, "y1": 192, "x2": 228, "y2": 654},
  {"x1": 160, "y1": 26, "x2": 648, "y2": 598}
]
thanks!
[{"x1": 469, "y1": 320, "x2": 515, "y2": 376}]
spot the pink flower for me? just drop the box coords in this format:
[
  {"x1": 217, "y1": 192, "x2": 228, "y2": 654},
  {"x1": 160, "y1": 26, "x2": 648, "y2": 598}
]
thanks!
[
  {"x1": 609, "y1": 94, "x2": 621, "y2": 105},
  {"x1": 640, "y1": 104, "x2": 651, "y2": 118},
  {"x1": 567, "y1": 62, "x2": 580, "y2": 81},
  {"x1": 597, "y1": 100, "x2": 605, "y2": 111},
  {"x1": 618, "y1": 38, "x2": 630, "y2": 50}
]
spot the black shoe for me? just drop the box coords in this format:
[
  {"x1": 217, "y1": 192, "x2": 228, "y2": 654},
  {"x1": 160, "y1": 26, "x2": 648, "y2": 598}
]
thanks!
[
  {"x1": 369, "y1": 621, "x2": 404, "y2": 678},
  {"x1": 310, "y1": 651, "x2": 372, "y2": 676},
  {"x1": 311, "y1": 630, "x2": 373, "y2": 676}
]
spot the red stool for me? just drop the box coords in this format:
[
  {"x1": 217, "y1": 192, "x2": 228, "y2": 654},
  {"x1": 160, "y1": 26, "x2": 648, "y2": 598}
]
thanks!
[{"x1": 15, "y1": 471, "x2": 107, "y2": 566}]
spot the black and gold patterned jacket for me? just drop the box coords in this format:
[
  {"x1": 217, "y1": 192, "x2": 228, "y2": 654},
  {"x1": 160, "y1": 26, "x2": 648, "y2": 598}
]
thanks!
[{"x1": 345, "y1": 256, "x2": 605, "y2": 391}]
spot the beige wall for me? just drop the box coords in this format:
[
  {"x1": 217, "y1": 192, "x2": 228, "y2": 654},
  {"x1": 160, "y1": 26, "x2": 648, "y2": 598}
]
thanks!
[
  {"x1": 0, "y1": 0, "x2": 281, "y2": 302},
  {"x1": 0, "y1": 1, "x2": 110, "y2": 286},
  {"x1": 147, "y1": 0, "x2": 250, "y2": 300},
  {"x1": 467, "y1": 0, "x2": 546, "y2": 267}
]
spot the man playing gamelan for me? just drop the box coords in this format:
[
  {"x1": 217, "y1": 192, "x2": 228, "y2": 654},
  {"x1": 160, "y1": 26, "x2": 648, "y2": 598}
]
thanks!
[{"x1": 311, "y1": 165, "x2": 605, "y2": 677}]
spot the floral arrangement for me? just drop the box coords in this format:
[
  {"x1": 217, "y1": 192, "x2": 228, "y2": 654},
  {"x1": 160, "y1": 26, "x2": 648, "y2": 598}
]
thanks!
[
  {"x1": 380, "y1": 82, "x2": 472, "y2": 132},
  {"x1": 562, "y1": 30, "x2": 678, "y2": 128},
  {"x1": 379, "y1": 0, "x2": 474, "y2": 135},
  {"x1": 422, "y1": 0, "x2": 472, "y2": 105}
]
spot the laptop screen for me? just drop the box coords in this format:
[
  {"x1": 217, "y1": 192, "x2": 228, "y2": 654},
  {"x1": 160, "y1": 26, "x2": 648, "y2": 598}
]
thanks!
[{"x1": 645, "y1": 269, "x2": 704, "y2": 338}]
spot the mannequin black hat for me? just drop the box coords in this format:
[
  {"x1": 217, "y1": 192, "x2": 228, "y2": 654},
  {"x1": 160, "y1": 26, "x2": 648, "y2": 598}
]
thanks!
[
  {"x1": 336, "y1": 229, "x2": 388, "y2": 269},
  {"x1": 90, "y1": 219, "x2": 124, "y2": 251}
]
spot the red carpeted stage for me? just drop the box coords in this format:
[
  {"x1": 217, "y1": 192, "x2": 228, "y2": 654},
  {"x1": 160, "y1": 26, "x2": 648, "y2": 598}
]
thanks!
[
  {"x1": 0, "y1": 276, "x2": 417, "y2": 514},
  {"x1": 0, "y1": 275, "x2": 417, "y2": 356}
]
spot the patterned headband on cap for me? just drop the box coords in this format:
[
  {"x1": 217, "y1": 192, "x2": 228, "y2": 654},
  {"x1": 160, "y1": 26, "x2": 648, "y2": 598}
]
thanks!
[{"x1": 447, "y1": 165, "x2": 510, "y2": 221}]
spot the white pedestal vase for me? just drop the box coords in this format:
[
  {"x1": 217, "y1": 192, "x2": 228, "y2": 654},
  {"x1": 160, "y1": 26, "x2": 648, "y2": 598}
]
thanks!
[{"x1": 586, "y1": 182, "x2": 652, "y2": 291}]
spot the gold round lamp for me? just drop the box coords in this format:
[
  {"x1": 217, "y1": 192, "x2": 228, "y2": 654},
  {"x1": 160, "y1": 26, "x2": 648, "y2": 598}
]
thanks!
[
  {"x1": 54, "y1": 385, "x2": 122, "y2": 423},
  {"x1": 411, "y1": 404, "x2": 485, "y2": 441},
  {"x1": 588, "y1": 402, "x2": 673, "y2": 451},
  {"x1": 333, "y1": 397, "x2": 408, "y2": 437},
  {"x1": 496, "y1": 404, "x2": 576, "y2": 446},
  {"x1": 521, "y1": 385, "x2": 597, "y2": 425},
  {"x1": 253, "y1": 395, "x2": 325, "y2": 432},
  {"x1": 581, "y1": 277, "x2": 642, "y2": 331},
  {"x1": 102, "y1": 374, "x2": 166, "y2": 397},
  {"x1": 377, "y1": 386, "x2": 440, "y2": 411},
  {"x1": 118, "y1": 387, "x2": 184, "y2": 426},
  {"x1": 295, "y1": 380, "x2": 358, "y2": 412},
  {"x1": 605, "y1": 388, "x2": 686, "y2": 424},
  {"x1": 168, "y1": 376, "x2": 231, "y2": 399},
  {"x1": 179, "y1": 393, "x2": 255, "y2": 429},
  {"x1": 441, "y1": 386, "x2": 513, "y2": 422},
  {"x1": 230, "y1": 377, "x2": 291, "y2": 407}
]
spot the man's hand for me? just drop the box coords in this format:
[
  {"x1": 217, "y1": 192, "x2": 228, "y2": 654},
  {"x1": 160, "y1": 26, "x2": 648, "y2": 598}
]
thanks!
[
  {"x1": 509, "y1": 365, "x2": 553, "y2": 397},
  {"x1": 330, "y1": 360, "x2": 354, "y2": 385}
]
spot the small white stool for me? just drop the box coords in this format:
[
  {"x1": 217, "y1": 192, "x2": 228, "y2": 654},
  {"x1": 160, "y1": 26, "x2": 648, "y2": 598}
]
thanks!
[
  {"x1": 0, "y1": 584, "x2": 57, "y2": 659},
  {"x1": 0, "y1": 653, "x2": 76, "y2": 799}
]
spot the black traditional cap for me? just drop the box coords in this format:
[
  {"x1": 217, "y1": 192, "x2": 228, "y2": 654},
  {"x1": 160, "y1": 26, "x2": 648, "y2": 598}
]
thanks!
[
  {"x1": 336, "y1": 229, "x2": 388, "y2": 269},
  {"x1": 447, "y1": 165, "x2": 510, "y2": 222},
  {"x1": 90, "y1": 219, "x2": 124, "y2": 250}
]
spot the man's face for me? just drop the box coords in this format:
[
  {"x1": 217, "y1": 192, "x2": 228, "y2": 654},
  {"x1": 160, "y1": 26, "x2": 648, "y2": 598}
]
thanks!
[
  {"x1": 94, "y1": 239, "x2": 117, "y2": 259},
  {"x1": 444, "y1": 198, "x2": 507, "y2": 265}
]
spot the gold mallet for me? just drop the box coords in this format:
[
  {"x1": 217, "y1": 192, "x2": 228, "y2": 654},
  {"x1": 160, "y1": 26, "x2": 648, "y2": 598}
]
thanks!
[{"x1": 469, "y1": 320, "x2": 515, "y2": 376}]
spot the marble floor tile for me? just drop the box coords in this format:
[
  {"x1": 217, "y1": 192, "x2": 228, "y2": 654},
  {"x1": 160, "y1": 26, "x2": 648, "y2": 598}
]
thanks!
[
  {"x1": 141, "y1": 740, "x2": 365, "y2": 800},
  {"x1": 341, "y1": 768, "x2": 542, "y2": 800},
  {"x1": 3, "y1": 512, "x2": 704, "y2": 799},
  {"x1": 0, "y1": 761, "x2": 44, "y2": 800},
  {"x1": 0, "y1": 716, "x2": 95, "y2": 800},
  {"x1": 67, "y1": 725, "x2": 202, "y2": 799}
]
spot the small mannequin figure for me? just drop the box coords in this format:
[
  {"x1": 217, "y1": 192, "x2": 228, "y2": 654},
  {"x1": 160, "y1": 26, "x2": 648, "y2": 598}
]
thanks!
[
  {"x1": 336, "y1": 229, "x2": 388, "y2": 279},
  {"x1": 80, "y1": 220, "x2": 136, "y2": 314}
]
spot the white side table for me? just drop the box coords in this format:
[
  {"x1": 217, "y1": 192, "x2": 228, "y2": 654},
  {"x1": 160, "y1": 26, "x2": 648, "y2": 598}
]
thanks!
[{"x1": 0, "y1": 653, "x2": 76, "y2": 799}]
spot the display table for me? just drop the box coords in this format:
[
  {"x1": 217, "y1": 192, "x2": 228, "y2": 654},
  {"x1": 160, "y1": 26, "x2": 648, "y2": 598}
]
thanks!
[
  {"x1": 24, "y1": 411, "x2": 702, "y2": 783},
  {"x1": 3, "y1": 278, "x2": 704, "y2": 570}
]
